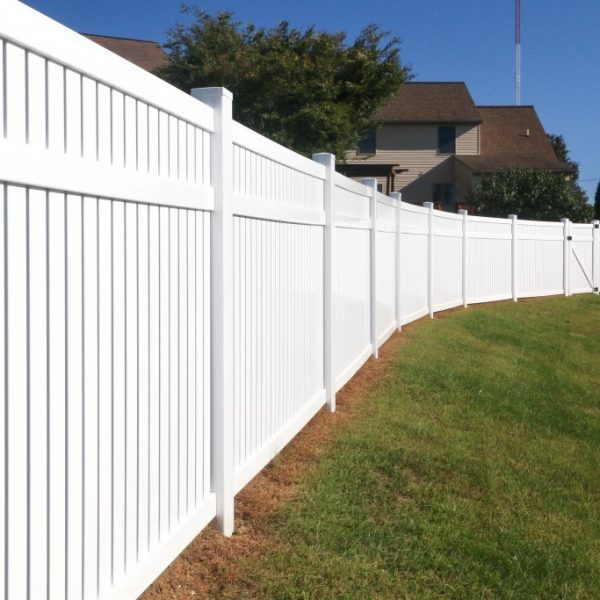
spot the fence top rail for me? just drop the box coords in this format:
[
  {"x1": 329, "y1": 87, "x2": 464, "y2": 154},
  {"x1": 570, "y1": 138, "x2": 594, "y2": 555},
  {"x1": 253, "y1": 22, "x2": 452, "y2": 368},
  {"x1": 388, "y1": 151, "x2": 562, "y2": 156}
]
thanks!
[
  {"x1": 232, "y1": 121, "x2": 326, "y2": 181},
  {"x1": 376, "y1": 192, "x2": 396, "y2": 208},
  {"x1": 517, "y1": 218, "x2": 565, "y2": 227},
  {"x1": 333, "y1": 171, "x2": 370, "y2": 197},
  {"x1": 432, "y1": 209, "x2": 463, "y2": 221},
  {"x1": 467, "y1": 215, "x2": 512, "y2": 225},
  {"x1": 0, "y1": 1, "x2": 214, "y2": 132},
  {"x1": 399, "y1": 200, "x2": 429, "y2": 215}
]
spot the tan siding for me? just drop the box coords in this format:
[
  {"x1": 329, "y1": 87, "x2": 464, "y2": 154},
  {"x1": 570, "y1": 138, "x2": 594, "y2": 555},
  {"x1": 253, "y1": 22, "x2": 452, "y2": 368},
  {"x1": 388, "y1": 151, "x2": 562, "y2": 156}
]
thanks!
[{"x1": 456, "y1": 124, "x2": 479, "y2": 155}]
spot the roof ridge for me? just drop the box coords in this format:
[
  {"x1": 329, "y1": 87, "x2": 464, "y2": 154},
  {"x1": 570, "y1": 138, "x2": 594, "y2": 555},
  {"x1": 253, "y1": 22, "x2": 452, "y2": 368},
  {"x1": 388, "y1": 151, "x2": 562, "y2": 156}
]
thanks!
[{"x1": 477, "y1": 105, "x2": 535, "y2": 108}]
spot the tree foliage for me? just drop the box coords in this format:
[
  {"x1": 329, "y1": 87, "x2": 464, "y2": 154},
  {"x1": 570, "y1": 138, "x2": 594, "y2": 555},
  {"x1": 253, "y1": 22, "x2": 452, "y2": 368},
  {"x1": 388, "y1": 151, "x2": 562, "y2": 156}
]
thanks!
[
  {"x1": 467, "y1": 168, "x2": 593, "y2": 222},
  {"x1": 160, "y1": 7, "x2": 410, "y2": 157},
  {"x1": 595, "y1": 181, "x2": 600, "y2": 220}
]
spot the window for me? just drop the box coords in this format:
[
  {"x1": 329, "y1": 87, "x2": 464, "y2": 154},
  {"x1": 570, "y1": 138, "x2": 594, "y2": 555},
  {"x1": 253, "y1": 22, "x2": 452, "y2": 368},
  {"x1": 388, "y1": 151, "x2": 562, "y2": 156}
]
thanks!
[
  {"x1": 438, "y1": 126, "x2": 456, "y2": 154},
  {"x1": 357, "y1": 129, "x2": 376, "y2": 154},
  {"x1": 433, "y1": 183, "x2": 456, "y2": 210}
]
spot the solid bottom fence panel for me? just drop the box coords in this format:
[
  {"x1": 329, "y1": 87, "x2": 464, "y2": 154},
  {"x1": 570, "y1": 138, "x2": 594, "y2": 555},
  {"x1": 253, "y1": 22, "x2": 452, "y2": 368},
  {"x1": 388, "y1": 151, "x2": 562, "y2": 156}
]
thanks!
[
  {"x1": 1, "y1": 183, "x2": 213, "y2": 600},
  {"x1": 335, "y1": 344, "x2": 373, "y2": 393}
]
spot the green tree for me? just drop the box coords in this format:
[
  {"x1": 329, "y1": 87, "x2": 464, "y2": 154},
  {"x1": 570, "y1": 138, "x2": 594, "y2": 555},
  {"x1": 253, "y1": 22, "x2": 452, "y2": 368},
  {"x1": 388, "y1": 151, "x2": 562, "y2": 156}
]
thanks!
[
  {"x1": 595, "y1": 181, "x2": 600, "y2": 220},
  {"x1": 467, "y1": 168, "x2": 593, "y2": 222},
  {"x1": 160, "y1": 7, "x2": 410, "y2": 157}
]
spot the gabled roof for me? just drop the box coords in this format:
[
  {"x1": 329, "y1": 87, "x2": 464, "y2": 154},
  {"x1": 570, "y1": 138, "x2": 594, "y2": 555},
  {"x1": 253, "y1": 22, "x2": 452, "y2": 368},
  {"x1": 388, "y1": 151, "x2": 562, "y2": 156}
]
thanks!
[
  {"x1": 455, "y1": 106, "x2": 574, "y2": 173},
  {"x1": 374, "y1": 82, "x2": 482, "y2": 124},
  {"x1": 82, "y1": 34, "x2": 169, "y2": 73}
]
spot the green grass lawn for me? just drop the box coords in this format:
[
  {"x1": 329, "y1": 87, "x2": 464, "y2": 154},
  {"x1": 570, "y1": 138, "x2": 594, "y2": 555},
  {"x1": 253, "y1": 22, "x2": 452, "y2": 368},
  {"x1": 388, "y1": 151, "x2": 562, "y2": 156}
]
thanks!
[{"x1": 230, "y1": 296, "x2": 600, "y2": 599}]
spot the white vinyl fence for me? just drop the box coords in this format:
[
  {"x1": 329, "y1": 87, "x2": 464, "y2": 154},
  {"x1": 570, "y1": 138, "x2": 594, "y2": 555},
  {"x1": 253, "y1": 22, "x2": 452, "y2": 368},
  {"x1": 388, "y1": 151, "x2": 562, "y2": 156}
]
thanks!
[{"x1": 1, "y1": 2, "x2": 599, "y2": 599}]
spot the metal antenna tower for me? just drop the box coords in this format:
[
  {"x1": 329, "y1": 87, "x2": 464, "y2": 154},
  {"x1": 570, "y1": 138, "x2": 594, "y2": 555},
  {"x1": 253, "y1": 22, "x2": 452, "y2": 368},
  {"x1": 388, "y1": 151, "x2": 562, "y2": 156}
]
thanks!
[{"x1": 515, "y1": 0, "x2": 521, "y2": 105}]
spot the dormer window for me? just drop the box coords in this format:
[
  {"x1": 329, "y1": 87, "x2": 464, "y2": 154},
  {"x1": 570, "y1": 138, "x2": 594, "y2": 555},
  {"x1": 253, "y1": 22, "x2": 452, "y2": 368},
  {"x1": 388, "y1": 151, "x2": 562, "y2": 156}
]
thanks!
[
  {"x1": 438, "y1": 126, "x2": 456, "y2": 154},
  {"x1": 357, "y1": 129, "x2": 376, "y2": 154}
]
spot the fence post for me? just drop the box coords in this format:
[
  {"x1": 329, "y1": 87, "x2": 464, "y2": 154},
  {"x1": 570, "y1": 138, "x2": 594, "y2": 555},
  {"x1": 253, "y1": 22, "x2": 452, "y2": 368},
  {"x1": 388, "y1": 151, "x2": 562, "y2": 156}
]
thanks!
[
  {"x1": 509, "y1": 214, "x2": 519, "y2": 302},
  {"x1": 459, "y1": 209, "x2": 468, "y2": 308},
  {"x1": 363, "y1": 178, "x2": 379, "y2": 358},
  {"x1": 423, "y1": 202, "x2": 434, "y2": 318},
  {"x1": 593, "y1": 220, "x2": 600, "y2": 294},
  {"x1": 191, "y1": 87, "x2": 235, "y2": 536},
  {"x1": 561, "y1": 217, "x2": 571, "y2": 297},
  {"x1": 313, "y1": 153, "x2": 336, "y2": 412},
  {"x1": 390, "y1": 192, "x2": 402, "y2": 331}
]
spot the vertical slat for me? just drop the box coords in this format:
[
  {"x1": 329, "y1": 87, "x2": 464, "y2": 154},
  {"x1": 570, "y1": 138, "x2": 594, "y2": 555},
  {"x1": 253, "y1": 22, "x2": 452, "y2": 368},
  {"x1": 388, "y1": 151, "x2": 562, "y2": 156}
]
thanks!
[
  {"x1": 187, "y1": 211, "x2": 196, "y2": 511},
  {"x1": 194, "y1": 211, "x2": 205, "y2": 503},
  {"x1": 111, "y1": 90, "x2": 125, "y2": 167},
  {"x1": 81, "y1": 77, "x2": 97, "y2": 161},
  {"x1": 178, "y1": 210, "x2": 188, "y2": 517},
  {"x1": 28, "y1": 184, "x2": 48, "y2": 600},
  {"x1": 82, "y1": 196, "x2": 98, "y2": 600},
  {"x1": 202, "y1": 131, "x2": 210, "y2": 187},
  {"x1": 5, "y1": 43, "x2": 26, "y2": 143},
  {"x1": 0, "y1": 42, "x2": 4, "y2": 138},
  {"x1": 148, "y1": 205, "x2": 160, "y2": 547},
  {"x1": 147, "y1": 107, "x2": 159, "y2": 176},
  {"x1": 124, "y1": 201, "x2": 138, "y2": 572},
  {"x1": 0, "y1": 183, "x2": 5, "y2": 600},
  {"x1": 158, "y1": 112, "x2": 169, "y2": 178},
  {"x1": 111, "y1": 200, "x2": 126, "y2": 583},
  {"x1": 124, "y1": 95, "x2": 136, "y2": 170},
  {"x1": 65, "y1": 70, "x2": 82, "y2": 157},
  {"x1": 158, "y1": 207, "x2": 170, "y2": 530},
  {"x1": 47, "y1": 190, "x2": 66, "y2": 600},
  {"x1": 233, "y1": 217, "x2": 240, "y2": 470},
  {"x1": 26, "y1": 52, "x2": 46, "y2": 148},
  {"x1": 168, "y1": 116, "x2": 178, "y2": 179},
  {"x1": 137, "y1": 102, "x2": 149, "y2": 174},
  {"x1": 46, "y1": 62, "x2": 65, "y2": 152},
  {"x1": 202, "y1": 213, "x2": 211, "y2": 499},
  {"x1": 6, "y1": 185, "x2": 28, "y2": 600},
  {"x1": 66, "y1": 193, "x2": 83, "y2": 600},
  {"x1": 168, "y1": 208, "x2": 178, "y2": 525},
  {"x1": 97, "y1": 198, "x2": 112, "y2": 595},
  {"x1": 187, "y1": 124, "x2": 195, "y2": 183},
  {"x1": 136, "y1": 203, "x2": 149, "y2": 556},
  {"x1": 97, "y1": 84, "x2": 111, "y2": 164},
  {"x1": 178, "y1": 120, "x2": 186, "y2": 181}
]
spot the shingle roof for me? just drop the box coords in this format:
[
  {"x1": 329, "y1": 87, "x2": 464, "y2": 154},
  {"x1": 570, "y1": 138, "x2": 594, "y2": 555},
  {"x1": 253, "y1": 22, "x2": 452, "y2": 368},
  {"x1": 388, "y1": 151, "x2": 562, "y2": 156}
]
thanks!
[
  {"x1": 374, "y1": 82, "x2": 482, "y2": 124},
  {"x1": 456, "y1": 106, "x2": 574, "y2": 173},
  {"x1": 82, "y1": 34, "x2": 168, "y2": 73}
]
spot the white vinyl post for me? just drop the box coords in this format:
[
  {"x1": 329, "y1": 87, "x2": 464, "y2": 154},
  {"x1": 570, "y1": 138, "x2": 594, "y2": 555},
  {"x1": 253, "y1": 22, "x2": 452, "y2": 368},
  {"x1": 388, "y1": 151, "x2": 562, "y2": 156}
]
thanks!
[
  {"x1": 592, "y1": 220, "x2": 599, "y2": 294},
  {"x1": 363, "y1": 178, "x2": 379, "y2": 358},
  {"x1": 561, "y1": 217, "x2": 571, "y2": 297},
  {"x1": 191, "y1": 87, "x2": 235, "y2": 536},
  {"x1": 390, "y1": 192, "x2": 402, "y2": 330},
  {"x1": 509, "y1": 214, "x2": 518, "y2": 302},
  {"x1": 312, "y1": 152, "x2": 336, "y2": 412},
  {"x1": 459, "y1": 209, "x2": 468, "y2": 307},
  {"x1": 423, "y1": 202, "x2": 434, "y2": 318}
]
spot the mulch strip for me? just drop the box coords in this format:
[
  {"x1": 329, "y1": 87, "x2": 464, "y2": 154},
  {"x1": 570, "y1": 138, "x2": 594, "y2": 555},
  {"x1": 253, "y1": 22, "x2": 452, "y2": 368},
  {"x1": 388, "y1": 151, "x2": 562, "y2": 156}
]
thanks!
[{"x1": 141, "y1": 327, "x2": 411, "y2": 599}]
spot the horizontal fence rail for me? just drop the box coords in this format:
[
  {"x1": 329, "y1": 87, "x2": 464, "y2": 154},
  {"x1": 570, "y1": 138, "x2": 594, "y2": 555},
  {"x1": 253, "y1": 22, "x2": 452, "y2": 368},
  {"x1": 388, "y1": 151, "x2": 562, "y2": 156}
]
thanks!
[{"x1": 1, "y1": 2, "x2": 599, "y2": 599}]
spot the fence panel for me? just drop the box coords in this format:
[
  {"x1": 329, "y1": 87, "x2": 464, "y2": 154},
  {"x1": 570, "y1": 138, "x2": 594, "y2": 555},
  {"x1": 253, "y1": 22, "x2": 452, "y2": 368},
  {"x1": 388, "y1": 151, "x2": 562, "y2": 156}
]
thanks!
[
  {"x1": 517, "y1": 220, "x2": 564, "y2": 297},
  {"x1": 466, "y1": 216, "x2": 512, "y2": 303},
  {"x1": 432, "y1": 210, "x2": 463, "y2": 311},
  {"x1": 231, "y1": 123, "x2": 326, "y2": 494},
  {"x1": 0, "y1": 3, "x2": 216, "y2": 599},
  {"x1": 376, "y1": 193, "x2": 397, "y2": 345},
  {"x1": 399, "y1": 202, "x2": 429, "y2": 324},
  {"x1": 332, "y1": 174, "x2": 372, "y2": 391}
]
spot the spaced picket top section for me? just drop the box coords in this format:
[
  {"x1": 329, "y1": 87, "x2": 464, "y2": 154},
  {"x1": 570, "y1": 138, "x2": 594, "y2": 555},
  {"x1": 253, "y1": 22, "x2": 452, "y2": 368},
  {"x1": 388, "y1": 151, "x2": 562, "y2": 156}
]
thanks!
[
  {"x1": 567, "y1": 223, "x2": 595, "y2": 295},
  {"x1": 398, "y1": 201, "x2": 430, "y2": 324},
  {"x1": 466, "y1": 215, "x2": 513, "y2": 304},
  {"x1": 431, "y1": 209, "x2": 464, "y2": 312},
  {"x1": 0, "y1": 0, "x2": 213, "y2": 209},
  {"x1": 332, "y1": 171, "x2": 372, "y2": 391},
  {"x1": 231, "y1": 120, "x2": 326, "y2": 495},
  {"x1": 376, "y1": 192, "x2": 398, "y2": 345},
  {"x1": 516, "y1": 219, "x2": 565, "y2": 298}
]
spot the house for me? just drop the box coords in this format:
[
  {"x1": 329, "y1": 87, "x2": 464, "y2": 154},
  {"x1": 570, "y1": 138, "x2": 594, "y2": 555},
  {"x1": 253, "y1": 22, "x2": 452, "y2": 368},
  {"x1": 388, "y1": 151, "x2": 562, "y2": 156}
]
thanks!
[
  {"x1": 82, "y1": 33, "x2": 169, "y2": 73},
  {"x1": 340, "y1": 82, "x2": 573, "y2": 210}
]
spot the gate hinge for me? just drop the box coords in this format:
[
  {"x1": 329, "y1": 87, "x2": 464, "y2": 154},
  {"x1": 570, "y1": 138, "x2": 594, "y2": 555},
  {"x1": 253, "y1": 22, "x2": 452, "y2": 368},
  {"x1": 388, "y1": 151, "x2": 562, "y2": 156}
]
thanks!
[
  {"x1": 594, "y1": 287, "x2": 599, "y2": 292},
  {"x1": 595, "y1": 224, "x2": 599, "y2": 229},
  {"x1": 567, "y1": 235, "x2": 573, "y2": 241}
]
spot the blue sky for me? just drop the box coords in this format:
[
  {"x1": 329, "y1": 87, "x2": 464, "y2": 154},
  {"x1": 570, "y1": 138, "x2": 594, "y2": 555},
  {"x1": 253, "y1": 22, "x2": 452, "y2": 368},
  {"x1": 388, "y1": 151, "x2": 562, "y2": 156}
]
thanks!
[{"x1": 23, "y1": 0, "x2": 600, "y2": 200}]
